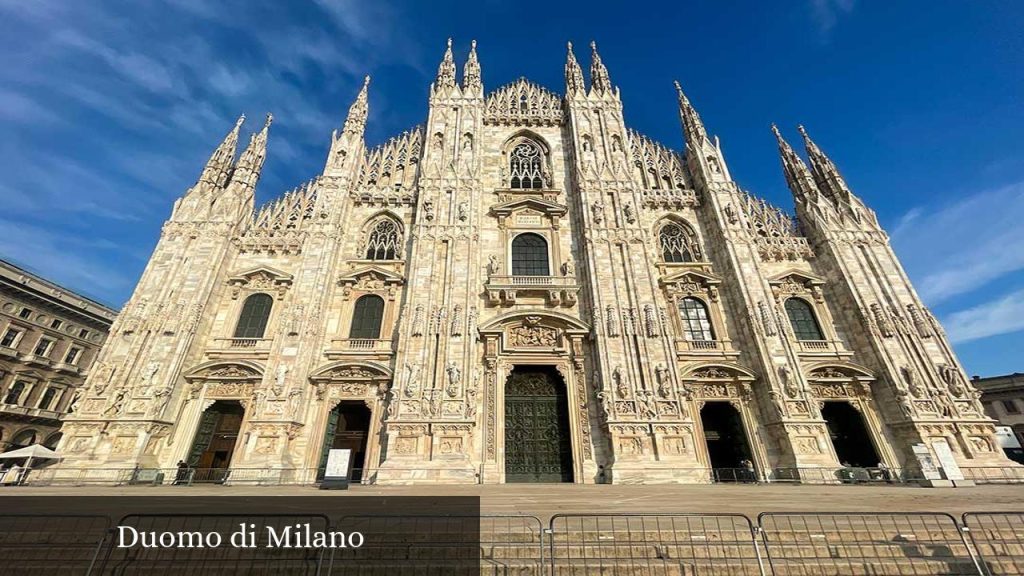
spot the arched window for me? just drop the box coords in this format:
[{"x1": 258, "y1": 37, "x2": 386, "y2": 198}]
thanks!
[
  {"x1": 349, "y1": 295, "x2": 385, "y2": 339},
  {"x1": 43, "y1": 432, "x2": 62, "y2": 450},
  {"x1": 234, "y1": 293, "x2": 273, "y2": 339},
  {"x1": 509, "y1": 141, "x2": 543, "y2": 189},
  {"x1": 678, "y1": 297, "x2": 715, "y2": 341},
  {"x1": 11, "y1": 429, "x2": 36, "y2": 449},
  {"x1": 659, "y1": 222, "x2": 700, "y2": 262},
  {"x1": 3, "y1": 381, "x2": 26, "y2": 405},
  {"x1": 365, "y1": 218, "x2": 401, "y2": 260},
  {"x1": 785, "y1": 298, "x2": 824, "y2": 341},
  {"x1": 511, "y1": 233, "x2": 549, "y2": 276}
]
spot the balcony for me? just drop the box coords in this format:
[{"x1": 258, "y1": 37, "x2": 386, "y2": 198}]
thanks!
[
  {"x1": 674, "y1": 338, "x2": 739, "y2": 359},
  {"x1": 485, "y1": 275, "x2": 579, "y2": 307},
  {"x1": 54, "y1": 362, "x2": 82, "y2": 375},
  {"x1": 21, "y1": 354, "x2": 53, "y2": 368},
  {"x1": 0, "y1": 402, "x2": 62, "y2": 424},
  {"x1": 794, "y1": 339, "x2": 851, "y2": 358},
  {"x1": 0, "y1": 345, "x2": 17, "y2": 360},
  {"x1": 326, "y1": 338, "x2": 394, "y2": 360},
  {"x1": 206, "y1": 338, "x2": 273, "y2": 360}
]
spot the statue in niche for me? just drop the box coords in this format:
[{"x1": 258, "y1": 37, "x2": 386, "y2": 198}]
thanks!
[
  {"x1": 272, "y1": 364, "x2": 289, "y2": 398},
  {"x1": 938, "y1": 363, "x2": 966, "y2": 398},
  {"x1": 487, "y1": 254, "x2": 501, "y2": 277},
  {"x1": 613, "y1": 366, "x2": 630, "y2": 399},
  {"x1": 457, "y1": 201, "x2": 468, "y2": 222},
  {"x1": 404, "y1": 363, "x2": 421, "y2": 398},
  {"x1": 104, "y1": 387, "x2": 128, "y2": 417},
  {"x1": 623, "y1": 201, "x2": 637, "y2": 224},
  {"x1": 445, "y1": 362, "x2": 461, "y2": 397},
  {"x1": 902, "y1": 366, "x2": 925, "y2": 398},
  {"x1": 137, "y1": 361, "x2": 161, "y2": 396},
  {"x1": 779, "y1": 366, "x2": 799, "y2": 398},
  {"x1": 655, "y1": 364, "x2": 671, "y2": 398},
  {"x1": 591, "y1": 201, "x2": 604, "y2": 224},
  {"x1": 148, "y1": 384, "x2": 172, "y2": 418},
  {"x1": 561, "y1": 260, "x2": 575, "y2": 277},
  {"x1": 288, "y1": 389, "x2": 303, "y2": 420}
]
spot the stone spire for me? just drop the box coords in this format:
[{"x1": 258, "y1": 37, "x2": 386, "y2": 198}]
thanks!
[
  {"x1": 231, "y1": 113, "x2": 272, "y2": 191},
  {"x1": 198, "y1": 114, "x2": 244, "y2": 188},
  {"x1": 342, "y1": 75, "x2": 370, "y2": 137},
  {"x1": 798, "y1": 125, "x2": 852, "y2": 204},
  {"x1": 589, "y1": 41, "x2": 612, "y2": 94},
  {"x1": 435, "y1": 37, "x2": 457, "y2": 90},
  {"x1": 565, "y1": 41, "x2": 585, "y2": 95},
  {"x1": 673, "y1": 81, "x2": 708, "y2": 147},
  {"x1": 772, "y1": 124, "x2": 818, "y2": 204},
  {"x1": 462, "y1": 40, "x2": 482, "y2": 95}
]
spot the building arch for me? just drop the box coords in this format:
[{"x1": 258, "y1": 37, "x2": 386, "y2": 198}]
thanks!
[
  {"x1": 656, "y1": 217, "x2": 703, "y2": 262},
  {"x1": 501, "y1": 131, "x2": 552, "y2": 189},
  {"x1": 477, "y1": 309, "x2": 590, "y2": 333},
  {"x1": 361, "y1": 211, "x2": 405, "y2": 261},
  {"x1": 10, "y1": 428, "x2": 37, "y2": 449},
  {"x1": 233, "y1": 293, "x2": 273, "y2": 339}
]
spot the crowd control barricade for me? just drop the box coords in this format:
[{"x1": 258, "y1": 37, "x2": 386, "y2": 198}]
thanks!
[
  {"x1": 548, "y1": 513, "x2": 765, "y2": 575},
  {"x1": 758, "y1": 512, "x2": 984, "y2": 575},
  {"x1": 327, "y1": 514, "x2": 542, "y2": 575},
  {"x1": 92, "y1": 513, "x2": 328, "y2": 575},
  {"x1": 962, "y1": 512, "x2": 1024, "y2": 576},
  {"x1": 0, "y1": 514, "x2": 111, "y2": 575}
]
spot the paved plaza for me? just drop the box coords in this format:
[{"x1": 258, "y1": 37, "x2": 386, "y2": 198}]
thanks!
[{"x1": 7, "y1": 483, "x2": 1023, "y2": 521}]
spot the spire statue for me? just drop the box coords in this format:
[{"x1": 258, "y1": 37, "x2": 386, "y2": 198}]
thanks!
[
  {"x1": 565, "y1": 41, "x2": 585, "y2": 95},
  {"x1": 589, "y1": 41, "x2": 612, "y2": 94}
]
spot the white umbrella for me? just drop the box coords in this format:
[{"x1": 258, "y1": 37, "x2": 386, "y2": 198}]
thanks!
[{"x1": 0, "y1": 444, "x2": 59, "y2": 469}]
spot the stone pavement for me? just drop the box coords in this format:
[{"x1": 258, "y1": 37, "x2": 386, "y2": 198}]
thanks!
[{"x1": 6, "y1": 483, "x2": 1023, "y2": 522}]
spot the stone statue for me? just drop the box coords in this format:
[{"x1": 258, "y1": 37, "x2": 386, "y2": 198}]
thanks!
[
  {"x1": 655, "y1": 364, "x2": 671, "y2": 398},
  {"x1": 561, "y1": 260, "x2": 575, "y2": 277},
  {"x1": 404, "y1": 363, "x2": 421, "y2": 398},
  {"x1": 445, "y1": 362, "x2": 461, "y2": 397},
  {"x1": 487, "y1": 254, "x2": 500, "y2": 276},
  {"x1": 148, "y1": 384, "x2": 172, "y2": 418}
]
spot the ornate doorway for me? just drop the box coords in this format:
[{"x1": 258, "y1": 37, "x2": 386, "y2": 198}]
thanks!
[
  {"x1": 187, "y1": 400, "x2": 245, "y2": 483},
  {"x1": 504, "y1": 366, "x2": 573, "y2": 483},
  {"x1": 822, "y1": 401, "x2": 880, "y2": 467},
  {"x1": 699, "y1": 402, "x2": 754, "y2": 481},
  {"x1": 318, "y1": 401, "x2": 371, "y2": 482}
]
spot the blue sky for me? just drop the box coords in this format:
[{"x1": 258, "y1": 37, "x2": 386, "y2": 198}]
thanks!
[{"x1": 1, "y1": 1, "x2": 1022, "y2": 376}]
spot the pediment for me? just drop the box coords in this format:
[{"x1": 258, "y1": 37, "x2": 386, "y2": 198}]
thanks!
[
  {"x1": 806, "y1": 362, "x2": 875, "y2": 381},
  {"x1": 228, "y1": 266, "x2": 294, "y2": 287},
  {"x1": 682, "y1": 363, "x2": 756, "y2": 382},
  {"x1": 768, "y1": 268, "x2": 824, "y2": 286},
  {"x1": 660, "y1": 269, "x2": 722, "y2": 287},
  {"x1": 309, "y1": 361, "x2": 392, "y2": 382},
  {"x1": 337, "y1": 265, "x2": 405, "y2": 287},
  {"x1": 489, "y1": 197, "x2": 568, "y2": 218},
  {"x1": 184, "y1": 360, "x2": 264, "y2": 381}
]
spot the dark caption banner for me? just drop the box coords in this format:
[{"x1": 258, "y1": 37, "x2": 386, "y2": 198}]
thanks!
[{"x1": 0, "y1": 496, "x2": 485, "y2": 575}]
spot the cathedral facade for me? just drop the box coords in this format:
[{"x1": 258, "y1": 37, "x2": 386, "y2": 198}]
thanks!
[{"x1": 58, "y1": 40, "x2": 1010, "y2": 484}]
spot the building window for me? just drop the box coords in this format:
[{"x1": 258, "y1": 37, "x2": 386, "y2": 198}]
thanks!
[
  {"x1": 78, "y1": 328, "x2": 89, "y2": 338},
  {"x1": 4, "y1": 381, "x2": 26, "y2": 405},
  {"x1": 1, "y1": 328, "x2": 20, "y2": 348},
  {"x1": 509, "y1": 141, "x2": 543, "y2": 189},
  {"x1": 50, "y1": 319, "x2": 63, "y2": 329},
  {"x1": 678, "y1": 297, "x2": 715, "y2": 341},
  {"x1": 349, "y1": 295, "x2": 385, "y2": 339},
  {"x1": 364, "y1": 218, "x2": 401, "y2": 260},
  {"x1": 64, "y1": 347, "x2": 82, "y2": 365},
  {"x1": 10, "y1": 429, "x2": 36, "y2": 449},
  {"x1": 19, "y1": 308, "x2": 32, "y2": 319},
  {"x1": 511, "y1": 233, "x2": 549, "y2": 276},
  {"x1": 33, "y1": 338, "x2": 54, "y2": 357},
  {"x1": 233, "y1": 293, "x2": 273, "y2": 339},
  {"x1": 785, "y1": 298, "x2": 825, "y2": 341},
  {"x1": 659, "y1": 222, "x2": 700, "y2": 262},
  {"x1": 1002, "y1": 400, "x2": 1021, "y2": 415},
  {"x1": 38, "y1": 387, "x2": 57, "y2": 411}
]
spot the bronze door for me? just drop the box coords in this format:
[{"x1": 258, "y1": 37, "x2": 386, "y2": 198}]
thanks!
[{"x1": 504, "y1": 368, "x2": 573, "y2": 483}]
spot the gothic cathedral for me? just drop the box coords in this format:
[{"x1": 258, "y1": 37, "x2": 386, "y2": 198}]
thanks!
[{"x1": 59, "y1": 40, "x2": 1011, "y2": 484}]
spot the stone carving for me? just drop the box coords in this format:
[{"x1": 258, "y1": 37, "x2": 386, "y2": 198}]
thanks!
[
  {"x1": 487, "y1": 255, "x2": 500, "y2": 277},
  {"x1": 779, "y1": 366, "x2": 799, "y2": 398},
  {"x1": 147, "y1": 384, "x2": 172, "y2": 418},
  {"x1": 758, "y1": 301, "x2": 778, "y2": 336},
  {"x1": 901, "y1": 365, "x2": 925, "y2": 398},
  {"x1": 404, "y1": 363, "x2": 421, "y2": 398},
  {"x1": 655, "y1": 364, "x2": 670, "y2": 398},
  {"x1": 445, "y1": 362, "x2": 461, "y2": 398},
  {"x1": 457, "y1": 201, "x2": 468, "y2": 222},
  {"x1": 622, "y1": 201, "x2": 637, "y2": 224},
  {"x1": 449, "y1": 304, "x2": 463, "y2": 337},
  {"x1": 137, "y1": 361, "x2": 161, "y2": 396},
  {"x1": 509, "y1": 318, "x2": 558, "y2": 347},
  {"x1": 643, "y1": 304, "x2": 658, "y2": 338},
  {"x1": 411, "y1": 304, "x2": 424, "y2": 337},
  {"x1": 938, "y1": 363, "x2": 966, "y2": 398},
  {"x1": 103, "y1": 388, "x2": 128, "y2": 417},
  {"x1": 561, "y1": 260, "x2": 575, "y2": 277},
  {"x1": 907, "y1": 304, "x2": 933, "y2": 339},
  {"x1": 591, "y1": 201, "x2": 604, "y2": 224},
  {"x1": 606, "y1": 305, "x2": 620, "y2": 337},
  {"x1": 613, "y1": 366, "x2": 630, "y2": 399}
]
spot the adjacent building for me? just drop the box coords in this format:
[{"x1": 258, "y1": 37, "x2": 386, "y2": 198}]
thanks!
[
  {"x1": 975, "y1": 373, "x2": 1024, "y2": 446},
  {"x1": 0, "y1": 259, "x2": 117, "y2": 452},
  {"x1": 57, "y1": 40, "x2": 1013, "y2": 483}
]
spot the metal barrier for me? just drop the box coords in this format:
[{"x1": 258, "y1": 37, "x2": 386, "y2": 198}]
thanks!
[
  {"x1": 962, "y1": 467, "x2": 1024, "y2": 484},
  {"x1": 759, "y1": 512, "x2": 984, "y2": 575},
  {"x1": 0, "y1": 514, "x2": 110, "y2": 575},
  {"x1": 328, "y1": 514, "x2": 542, "y2": 575},
  {"x1": 548, "y1": 513, "x2": 765, "y2": 575},
  {"x1": 962, "y1": 512, "x2": 1024, "y2": 576},
  {"x1": 92, "y1": 513, "x2": 328, "y2": 575},
  {"x1": 769, "y1": 466, "x2": 908, "y2": 484}
]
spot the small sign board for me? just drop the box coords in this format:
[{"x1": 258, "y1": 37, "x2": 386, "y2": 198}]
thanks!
[
  {"x1": 320, "y1": 448, "x2": 352, "y2": 490},
  {"x1": 931, "y1": 439, "x2": 964, "y2": 481},
  {"x1": 911, "y1": 443, "x2": 942, "y2": 480}
]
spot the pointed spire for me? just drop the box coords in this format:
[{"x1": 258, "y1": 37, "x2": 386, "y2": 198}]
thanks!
[
  {"x1": 198, "y1": 114, "x2": 245, "y2": 188},
  {"x1": 772, "y1": 124, "x2": 818, "y2": 203},
  {"x1": 342, "y1": 75, "x2": 370, "y2": 137},
  {"x1": 565, "y1": 41, "x2": 585, "y2": 95},
  {"x1": 462, "y1": 39, "x2": 482, "y2": 94},
  {"x1": 673, "y1": 80, "x2": 708, "y2": 146},
  {"x1": 589, "y1": 41, "x2": 612, "y2": 93},
  {"x1": 435, "y1": 37, "x2": 457, "y2": 89},
  {"x1": 797, "y1": 125, "x2": 852, "y2": 203},
  {"x1": 232, "y1": 113, "x2": 272, "y2": 191}
]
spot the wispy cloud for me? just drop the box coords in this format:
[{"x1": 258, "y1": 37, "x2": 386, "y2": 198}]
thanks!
[
  {"x1": 808, "y1": 0, "x2": 856, "y2": 38},
  {"x1": 891, "y1": 181, "x2": 1024, "y2": 304},
  {"x1": 944, "y1": 288, "x2": 1024, "y2": 343}
]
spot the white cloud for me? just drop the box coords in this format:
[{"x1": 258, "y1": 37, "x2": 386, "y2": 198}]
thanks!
[
  {"x1": 809, "y1": 0, "x2": 856, "y2": 37},
  {"x1": 943, "y1": 288, "x2": 1024, "y2": 343},
  {"x1": 891, "y1": 181, "x2": 1024, "y2": 304}
]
